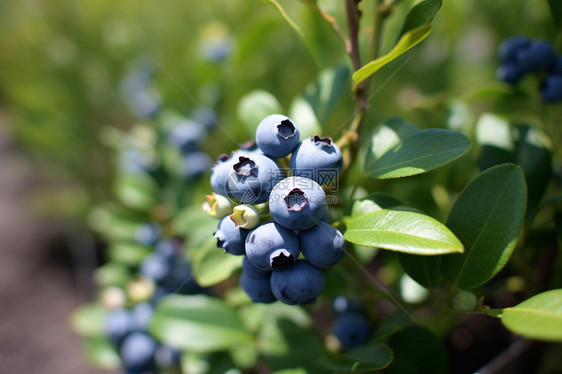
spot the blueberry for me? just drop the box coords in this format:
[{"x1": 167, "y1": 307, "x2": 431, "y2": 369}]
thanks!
[
  {"x1": 270, "y1": 260, "x2": 325, "y2": 305},
  {"x1": 498, "y1": 36, "x2": 530, "y2": 63},
  {"x1": 245, "y1": 222, "x2": 300, "y2": 271},
  {"x1": 155, "y1": 344, "x2": 181, "y2": 368},
  {"x1": 299, "y1": 221, "x2": 345, "y2": 269},
  {"x1": 540, "y1": 75, "x2": 562, "y2": 103},
  {"x1": 104, "y1": 308, "x2": 133, "y2": 343},
  {"x1": 551, "y1": 55, "x2": 562, "y2": 75},
  {"x1": 210, "y1": 151, "x2": 248, "y2": 196},
  {"x1": 214, "y1": 215, "x2": 250, "y2": 255},
  {"x1": 240, "y1": 271, "x2": 277, "y2": 303},
  {"x1": 269, "y1": 176, "x2": 327, "y2": 231},
  {"x1": 131, "y1": 302, "x2": 154, "y2": 332},
  {"x1": 242, "y1": 256, "x2": 271, "y2": 278},
  {"x1": 255, "y1": 114, "x2": 300, "y2": 158},
  {"x1": 155, "y1": 239, "x2": 182, "y2": 259},
  {"x1": 225, "y1": 153, "x2": 284, "y2": 204},
  {"x1": 290, "y1": 135, "x2": 342, "y2": 186},
  {"x1": 120, "y1": 332, "x2": 157, "y2": 372},
  {"x1": 496, "y1": 63, "x2": 524, "y2": 84},
  {"x1": 182, "y1": 151, "x2": 212, "y2": 179},
  {"x1": 332, "y1": 312, "x2": 371, "y2": 349},
  {"x1": 168, "y1": 119, "x2": 206, "y2": 153},
  {"x1": 140, "y1": 253, "x2": 171, "y2": 283},
  {"x1": 135, "y1": 223, "x2": 161, "y2": 246},
  {"x1": 333, "y1": 296, "x2": 362, "y2": 315},
  {"x1": 516, "y1": 40, "x2": 556, "y2": 72}
]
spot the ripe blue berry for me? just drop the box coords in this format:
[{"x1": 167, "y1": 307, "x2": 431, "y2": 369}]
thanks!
[
  {"x1": 131, "y1": 302, "x2": 154, "y2": 332},
  {"x1": 242, "y1": 256, "x2": 271, "y2": 278},
  {"x1": 120, "y1": 332, "x2": 157, "y2": 372},
  {"x1": 155, "y1": 344, "x2": 181, "y2": 369},
  {"x1": 155, "y1": 239, "x2": 181, "y2": 259},
  {"x1": 182, "y1": 151, "x2": 212, "y2": 178},
  {"x1": 245, "y1": 222, "x2": 300, "y2": 270},
  {"x1": 214, "y1": 215, "x2": 249, "y2": 255},
  {"x1": 210, "y1": 153, "x2": 237, "y2": 196},
  {"x1": 240, "y1": 272, "x2": 276, "y2": 303},
  {"x1": 270, "y1": 260, "x2": 325, "y2": 305},
  {"x1": 225, "y1": 153, "x2": 284, "y2": 204},
  {"x1": 168, "y1": 119, "x2": 206, "y2": 153},
  {"x1": 496, "y1": 63, "x2": 524, "y2": 84},
  {"x1": 299, "y1": 221, "x2": 345, "y2": 269},
  {"x1": 255, "y1": 114, "x2": 300, "y2": 158},
  {"x1": 140, "y1": 253, "x2": 170, "y2": 283},
  {"x1": 135, "y1": 223, "x2": 161, "y2": 246},
  {"x1": 516, "y1": 40, "x2": 556, "y2": 72},
  {"x1": 269, "y1": 176, "x2": 327, "y2": 231},
  {"x1": 540, "y1": 75, "x2": 562, "y2": 103},
  {"x1": 332, "y1": 312, "x2": 371, "y2": 349},
  {"x1": 290, "y1": 135, "x2": 342, "y2": 186},
  {"x1": 498, "y1": 36, "x2": 530, "y2": 63},
  {"x1": 104, "y1": 308, "x2": 133, "y2": 343}
]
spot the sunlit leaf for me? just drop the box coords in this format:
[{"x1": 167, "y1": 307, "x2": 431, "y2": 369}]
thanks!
[
  {"x1": 344, "y1": 209, "x2": 464, "y2": 255},
  {"x1": 501, "y1": 289, "x2": 562, "y2": 342},
  {"x1": 397, "y1": 0, "x2": 442, "y2": 40}
]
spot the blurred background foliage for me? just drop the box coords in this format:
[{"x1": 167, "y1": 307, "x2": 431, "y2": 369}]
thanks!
[{"x1": 0, "y1": 0, "x2": 558, "y2": 221}]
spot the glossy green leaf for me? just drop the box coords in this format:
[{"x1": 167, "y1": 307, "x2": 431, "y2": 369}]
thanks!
[
  {"x1": 325, "y1": 343, "x2": 393, "y2": 372},
  {"x1": 190, "y1": 236, "x2": 244, "y2": 287},
  {"x1": 81, "y1": 337, "x2": 121, "y2": 370},
  {"x1": 262, "y1": 0, "x2": 304, "y2": 38},
  {"x1": 397, "y1": 0, "x2": 442, "y2": 40},
  {"x1": 237, "y1": 89, "x2": 282, "y2": 135},
  {"x1": 149, "y1": 295, "x2": 252, "y2": 352},
  {"x1": 384, "y1": 325, "x2": 448, "y2": 374},
  {"x1": 442, "y1": 164, "x2": 527, "y2": 289},
  {"x1": 71, "y1": 303, "x2": 107, "y2": 338},
  {"x1": 501, "y1": 289, "x2": 562, "y2": 341},
  {"x1": 350, "y1": 193, "x2": 402, "y2": 218},
  {"x1": 365, "y1": 128, "x2": 471, "y2": 179},
  {"x1": 352, "y1": 25, "x2": 431, "y2": 87},
  {"x1": 398, "y1": 253, "x2": 443, "y2": 288},
  {"x1": 344, "y1": 209, "x2": 464, "y2": 255}
]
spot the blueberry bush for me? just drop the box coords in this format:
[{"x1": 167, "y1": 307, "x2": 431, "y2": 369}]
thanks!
[{"x1": 65, "y1": 0, "x2": 562, "y2": 373}]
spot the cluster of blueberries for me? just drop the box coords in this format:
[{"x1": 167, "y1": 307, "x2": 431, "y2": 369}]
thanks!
[
  {"x1": 496, "y1": 36, "x2": 562, "y2": 103},
  {"x1": 204, "y1": 114, "x2": 346, "y2": 305},
  {"x1": 330, "y1": 296, "x2": 372, "y2": 350},
  {"x1": 104, "y1": 230, "x2": 204, "y2": 373}
]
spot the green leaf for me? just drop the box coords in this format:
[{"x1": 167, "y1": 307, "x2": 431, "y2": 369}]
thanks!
[
  {"x1": 350, "y1": 193, "x2": 402, "y2": 218},
  {"x1": 384, "y1": 325, "x2": 448, "y2": 374},
  {"x1": 149, "y1": 295, "x2": 252, "y2": 352},
  {"x1": 442, "y1": 164, "x2": 527, "y2": 289},
  {"x1": 93, "y1": 262, "x2": 132, "y2": 287},
  {"x1": 352, "y1": 25, "x2": 431, "y2": 87},
  {"x1": 398, "y1": 253, "x2": 443, "y2": 288},
  {"x1": 303, "y1": 65, "x2": 350, "y2": 124},
  {"x1": 81, "y1": 337, "x2": 121, "y2": 370},
  {"x1": 237, "y1": 90, "x2": 282, "y2": 135},
  {"x1": 325, "y1": 343, "x2": 393, "y2": 372},
  {"x1": 397, "y1": 0, "x2": 442, "y2": 40},
  {"x1": 501, "y1": 289, "x2": 562, "y2": 342},
  {"x1": 71, "y1": 303, "x2": 107, "y2": 338},
  {"x1": 365, "y1": 128, "x2": 472, "y2": 179},
  {"x1": 262, "y1": 0, "x2": 305, "y2": 39},
  {"x1": 114, "y1": 173, "x2": 159, "y2": 211},
  {"x1": 364, "y1": 117, "x2": 418, "y2": 164},
  {"x1": 344, "y1": 209, "x2": 464, "y2": 255},
  {"x1": 190, "y1": 236, "x2": 244, "y2": 287}
]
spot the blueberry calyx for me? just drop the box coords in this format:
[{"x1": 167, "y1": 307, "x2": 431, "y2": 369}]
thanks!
[
  {"x1": 217, "y1": 153, "x2": 230, "y2": 162},
  {"x1": 313, "y1": 135, "x2": 333, "y2": 146},
  {"x1": 285, "y1": 188, "x2": 307, "y2": 212},
  {"x1": 277, "y1": 120, "x2": 296, "y2": 139},
  {"x1": 233, "y1": 156, "x2": 256, "y2": 176},
  {"x1": 270, "y1": 249, "x2": 295, "y2": 270}
]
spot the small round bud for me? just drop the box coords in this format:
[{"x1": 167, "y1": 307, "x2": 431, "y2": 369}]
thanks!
[
  {"x1": 203, "y1": 193, "x2": 233, "y2": 218},
  {"x1": 452, "y1": 290, "x2": 478, "y2": 311},
  {"x1": 230, "y1": 204, "x2": 260, "y2": 229}
]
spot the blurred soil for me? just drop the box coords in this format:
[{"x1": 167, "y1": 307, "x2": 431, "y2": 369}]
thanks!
[{"x1": 0, "y1": 116, "x2": 115, "y2": 374}]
